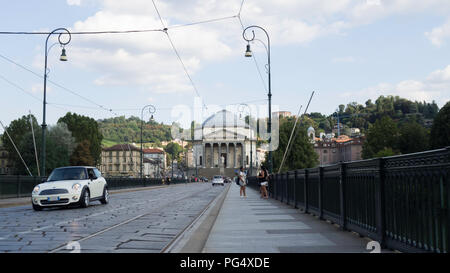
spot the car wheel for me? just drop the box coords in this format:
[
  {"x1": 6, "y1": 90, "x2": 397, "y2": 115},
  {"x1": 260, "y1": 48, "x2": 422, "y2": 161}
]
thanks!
[
  {"x1": 32, "y1": 203, "x2": 42, "y2": 211},
  {"x1": 100, "y1": 187, "x2": 109, "y2": 205},
  {"x1": 80, "y1": 189, "x2": 90, "y2": 208}
]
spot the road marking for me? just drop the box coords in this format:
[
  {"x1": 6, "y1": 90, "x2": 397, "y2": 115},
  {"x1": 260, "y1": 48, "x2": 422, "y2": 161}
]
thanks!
[
  {"x1": 49, "y1": 214, "x2": 146, "y2": 253},
  {"x1": 4, "y1": 197, "x2": 164, "y2": 239}
]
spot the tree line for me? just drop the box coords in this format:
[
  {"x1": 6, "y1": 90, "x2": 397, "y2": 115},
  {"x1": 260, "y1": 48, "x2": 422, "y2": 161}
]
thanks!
[
  {"x1": 1, "y1": 113, "x2": 102, "y2": 176},
  {"x1": 98, "y1": 116, "x2": 172, "y2": 146},
  {"x1": 266, "y1": 96, "x2": 449, "y2": 172}
]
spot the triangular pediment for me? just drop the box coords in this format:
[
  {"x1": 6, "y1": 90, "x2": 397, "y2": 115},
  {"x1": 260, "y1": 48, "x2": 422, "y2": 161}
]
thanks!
[{"x1": 203, "y1": 129, "x2": 247, "y2": 141}]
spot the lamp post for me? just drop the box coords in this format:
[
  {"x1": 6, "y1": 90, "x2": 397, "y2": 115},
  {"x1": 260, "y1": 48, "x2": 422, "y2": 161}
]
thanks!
[
  {"x1": 42, "y1": 28, "x2": 71, "y2": 176},
  {"x1": 242, "y1": 25, "x2": 272, "y2": 173},
  {"x1": 140, "y1": 104, "x2": 156, "y2": 178}
]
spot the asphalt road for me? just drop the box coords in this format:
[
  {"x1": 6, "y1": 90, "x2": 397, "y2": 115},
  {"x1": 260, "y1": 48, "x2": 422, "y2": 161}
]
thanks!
[{"x1": 0, "y1": 183, "x2": 225, "y2": 253}]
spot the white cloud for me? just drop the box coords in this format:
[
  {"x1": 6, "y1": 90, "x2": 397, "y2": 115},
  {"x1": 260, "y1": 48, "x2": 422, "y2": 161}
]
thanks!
[
  {"x1": 67, "y1": 0, "x2": 82, "y2": 6},
  {"x1": 426, "y1": 19, "x2": 450, "y2": 47},
  {"x1": 343, "y1": 65, "x2": 450, "y2": 106},
  {"x1": 55, "y1": 0, "x2": 450, "y2": 95}
]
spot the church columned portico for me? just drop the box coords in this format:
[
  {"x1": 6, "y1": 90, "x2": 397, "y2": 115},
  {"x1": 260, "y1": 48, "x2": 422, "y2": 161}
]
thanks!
[
  {"x1": 194, "y1": 110, "x2": 256, "y2": 178},
  {"x1": 201, "y1": 142, "x2": 245, "y2": 169}
]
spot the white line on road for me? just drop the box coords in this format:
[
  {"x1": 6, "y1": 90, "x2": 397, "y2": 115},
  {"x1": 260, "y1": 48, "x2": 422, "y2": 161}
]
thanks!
[
  {"x1": 3, "y1": 198, "x2": 163, "y2": 239},
  {"x1": 48, "y1": 214, "x2": 146, "y2": 253}
]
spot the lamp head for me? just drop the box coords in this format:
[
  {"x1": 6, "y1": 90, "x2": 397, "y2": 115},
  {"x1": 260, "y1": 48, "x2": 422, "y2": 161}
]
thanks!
[
  {"x1": 245, "y1": 44, "x2": 252, "y2": 57},
  {"x1": 60, "y1": 48, "x2": 67, "y2": 61}
]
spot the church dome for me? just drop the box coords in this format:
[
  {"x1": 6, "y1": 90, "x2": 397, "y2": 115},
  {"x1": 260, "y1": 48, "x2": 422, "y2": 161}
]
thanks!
[{"x1": 202, "y1": 109, "x2": 246, "y2": 128}]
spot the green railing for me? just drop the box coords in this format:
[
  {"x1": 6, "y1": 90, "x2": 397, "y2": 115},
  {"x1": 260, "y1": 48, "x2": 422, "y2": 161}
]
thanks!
[
  {"x1": 0, "y1": 176, "x2": 190, "y2": 199},
  {"x1": 248, "y1": 147, "x2": 450, "y2": 253}
]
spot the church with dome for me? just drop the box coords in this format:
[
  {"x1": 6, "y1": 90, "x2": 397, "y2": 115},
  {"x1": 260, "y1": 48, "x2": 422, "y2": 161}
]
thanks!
[{"x1": 193, "y1": 109, "x2": 257, "y2": 178}]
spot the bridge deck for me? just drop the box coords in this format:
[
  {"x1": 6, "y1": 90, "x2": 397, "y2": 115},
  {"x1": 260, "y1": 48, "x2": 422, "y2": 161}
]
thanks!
[{"x1": 203, "y1": 184, "x2": 394, "y2": 253}]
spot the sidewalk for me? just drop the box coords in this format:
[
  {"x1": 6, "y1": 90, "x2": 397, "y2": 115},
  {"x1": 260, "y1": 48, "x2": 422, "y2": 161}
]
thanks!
[{"x1": 203, "y1": 183, "x2": 392, "y2": 253}]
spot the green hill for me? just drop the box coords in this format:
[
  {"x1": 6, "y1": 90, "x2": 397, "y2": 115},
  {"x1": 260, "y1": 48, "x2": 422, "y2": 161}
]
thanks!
[{"x1": 97, "y1": 116, "x2": 172, "y2": 147}]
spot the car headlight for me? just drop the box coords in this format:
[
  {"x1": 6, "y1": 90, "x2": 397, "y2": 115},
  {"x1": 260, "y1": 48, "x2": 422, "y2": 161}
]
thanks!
[
  {"x1": 72, "y1": 183, "x2": 81, "y2": 191},
  {"x1": 32, "y1": 186, "x2": 40, "y2": 194}
]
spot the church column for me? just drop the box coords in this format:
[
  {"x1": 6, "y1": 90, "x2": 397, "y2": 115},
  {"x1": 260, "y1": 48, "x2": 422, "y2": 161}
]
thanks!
[
  {"x1": 242, "y1": 143, "x2": 245, "y2": 168},
  {"x1": 202, "y1": 143, "x2": 205, "y2": 167},
  {"x1": 226, "y1": 143, "x2": 229, "y2": 168},
  {"x1": 234, "y1": 143, "x2": 237, "y2": 168},
  {"x1": 210, "y1": 143, "x2": 214, "y2": 168},
  {"x1": 218, "y1": 142, "x2": 222, "y2": 168}
]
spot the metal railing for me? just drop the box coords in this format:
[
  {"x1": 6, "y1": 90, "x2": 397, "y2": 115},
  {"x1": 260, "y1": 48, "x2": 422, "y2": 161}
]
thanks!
[
  {"x1": 247, "y1": 147, "x2": 450, "y2": 253},
  {"x1": 0, "y1": 176, "x2": 190, "y2": 199}
]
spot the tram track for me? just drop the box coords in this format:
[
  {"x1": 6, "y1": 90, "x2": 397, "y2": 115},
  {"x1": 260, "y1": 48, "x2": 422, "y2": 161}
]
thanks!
[{"x1": 46, "y1": 184, "x2": 226, "y2": 253}]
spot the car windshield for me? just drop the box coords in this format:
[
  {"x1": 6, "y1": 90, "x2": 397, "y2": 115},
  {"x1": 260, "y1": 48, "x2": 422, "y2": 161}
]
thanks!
[
  {"x1": 47, "y1": 167, "x2": 87, "y2": 182},
  {"x1": 213, "y1": 176, "x2": 222, "y2": 179}
]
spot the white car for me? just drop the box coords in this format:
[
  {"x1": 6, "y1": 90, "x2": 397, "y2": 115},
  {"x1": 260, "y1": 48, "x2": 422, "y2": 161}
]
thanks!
[
  {"x1": 211, "y1": 175, "x2": 225, "y2": 186},
  {"x1": 31, "y1": 166, "x2": 109, "y2": 211}
]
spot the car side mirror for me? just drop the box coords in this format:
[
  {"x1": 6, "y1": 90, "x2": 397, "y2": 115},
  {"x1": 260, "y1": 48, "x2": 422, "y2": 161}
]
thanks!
[{"x1": 41, "y1": 178, "x2": 47, "y2": 183}]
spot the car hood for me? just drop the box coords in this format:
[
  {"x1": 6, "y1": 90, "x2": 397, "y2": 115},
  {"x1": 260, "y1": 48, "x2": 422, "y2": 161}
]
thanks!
[{"x1": 38, "y1": 180, "x2": 89, "y2": 190}]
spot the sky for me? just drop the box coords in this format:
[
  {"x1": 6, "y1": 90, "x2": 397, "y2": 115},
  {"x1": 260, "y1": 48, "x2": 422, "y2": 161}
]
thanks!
[{"x1": 1, "y1": 0, "x2": 450, "y2": 134}]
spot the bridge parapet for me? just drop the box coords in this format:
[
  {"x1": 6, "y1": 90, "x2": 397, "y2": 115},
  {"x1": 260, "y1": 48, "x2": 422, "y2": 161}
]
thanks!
[{"x1": 248, "y1": 147, "x2": 450, "y2": 253}]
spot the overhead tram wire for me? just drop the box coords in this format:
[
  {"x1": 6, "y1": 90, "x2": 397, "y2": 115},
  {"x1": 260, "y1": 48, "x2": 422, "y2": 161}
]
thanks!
[
  {"x1": 0, "y1": 29, "x2": 164, "y2": 35},
  {"x1": 151, "y1": 0, "x2": 208, "y2": 111},
  {"x1": 0, "y1": 53, "x2": 119, "y2": 116},
  {"x1": 235, "y1": 0, "x2": 267, "y2": 91},
  {"x1": 1, "y1": 0, "x2": 263, "y2": 114},
  {"x1": 0, "y1": 73, "x2": 70, "y2": 113}
]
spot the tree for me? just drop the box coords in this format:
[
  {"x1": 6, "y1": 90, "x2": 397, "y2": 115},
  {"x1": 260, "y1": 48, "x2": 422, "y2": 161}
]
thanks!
[
  {"x1": 270, "y1": 117, "x2": 318, "y2": 172},
  {"x1": 45, "y1": 123, "x2": 77, "y2": 173},
  {"x1": 362, "y1": 116, "x2": 400, "y2": 159},
  {"x1": 2, "y1": 119, "x2": 75, "y2": 175},
  {"x1": 1, "y1": 115, "x2": 41, "y2": 174},
  {"x1": 58, "y1": 113, "x2": 103, "y2": 165},
  {"x1": 70, "y1": 140, "x2": 94, "y2": 166},
  {"x1": 398, "y1": 120, "x2": 429, "y2": 154},
  {"x1": 164, "y1": 142, "x2": 183, "y2": 177},
  {"x1": 430, "y1": 101, "x2": 450, "y2": 149}
]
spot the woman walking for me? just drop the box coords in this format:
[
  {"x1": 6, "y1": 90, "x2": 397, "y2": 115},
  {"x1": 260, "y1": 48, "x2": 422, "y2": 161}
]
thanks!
[
  {"x1": 238, "y1": 166, "x2": 247, "y2": 198},
  {"x1": 257, "y1": 166, "x2": 269, "y2": 199}
]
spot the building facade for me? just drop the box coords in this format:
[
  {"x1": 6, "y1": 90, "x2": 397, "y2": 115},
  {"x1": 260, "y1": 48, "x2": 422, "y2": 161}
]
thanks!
[
  {"x1": 143, "y1": 148, "x2": 166, "y2": 178},
  {"x1": 193, "y1": 110, "x2": 257, "y2": 178},
  {"x1": 308, "y1": 127, "x2": 364, "y2": 166},
  {"x1": 274, "y1": 111, "x2": 293, "y2": 118},
  {"x1": 100, "y1": 144, "x2": 141, "y2": 177}
]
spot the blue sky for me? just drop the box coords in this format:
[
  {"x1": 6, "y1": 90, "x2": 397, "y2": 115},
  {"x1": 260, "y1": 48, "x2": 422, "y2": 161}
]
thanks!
[{"x1": 1, "y1": 0, "x2": 450, "y2": 134}]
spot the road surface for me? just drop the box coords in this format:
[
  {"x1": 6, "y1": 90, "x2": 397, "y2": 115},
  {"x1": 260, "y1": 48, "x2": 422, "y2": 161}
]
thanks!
[{"x1": 0, "y1": 183, "x2": 224, "y2": 253}]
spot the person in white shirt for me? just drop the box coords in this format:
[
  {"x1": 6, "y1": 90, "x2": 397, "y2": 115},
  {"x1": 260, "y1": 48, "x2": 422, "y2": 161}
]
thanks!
[{"x1": 238, "y1": 166, "x2": 247, "y2": 198}]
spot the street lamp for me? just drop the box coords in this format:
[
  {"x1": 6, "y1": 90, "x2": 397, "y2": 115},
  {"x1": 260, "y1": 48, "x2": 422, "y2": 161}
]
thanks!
[
  {"x1": 242, "y1": 25, "x2": 272, "y2": 174},
  {"x1": 140, "y1": 104, "x2": 156, "y2": 178},
  {"x1": 42, "y1": 28, "x2": 71, "y2": 176}
]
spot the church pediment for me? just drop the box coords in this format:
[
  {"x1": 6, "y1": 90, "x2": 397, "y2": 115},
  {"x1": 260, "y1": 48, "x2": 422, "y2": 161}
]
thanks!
[{"x1": 203, "y1": 129, "x2": 247, "y2": 141}]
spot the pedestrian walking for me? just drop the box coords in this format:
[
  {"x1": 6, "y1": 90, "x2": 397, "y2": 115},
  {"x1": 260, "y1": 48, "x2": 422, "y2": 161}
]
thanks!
[
  {"x1": 257, "y1": 166, "x2": 269, "y2": 199},
  {"x1": 238, "y1": 166, "x2": 247, "y2": 198}
]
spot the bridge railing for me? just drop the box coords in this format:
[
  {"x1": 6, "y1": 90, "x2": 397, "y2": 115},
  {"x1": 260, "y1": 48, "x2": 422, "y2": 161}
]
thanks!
[
  {"x1": 0, "y1": 176, "x2": 190, "y2": 199},
  {"x1": 248, "y1": 147, "x2": 450, "y2": 253}
]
